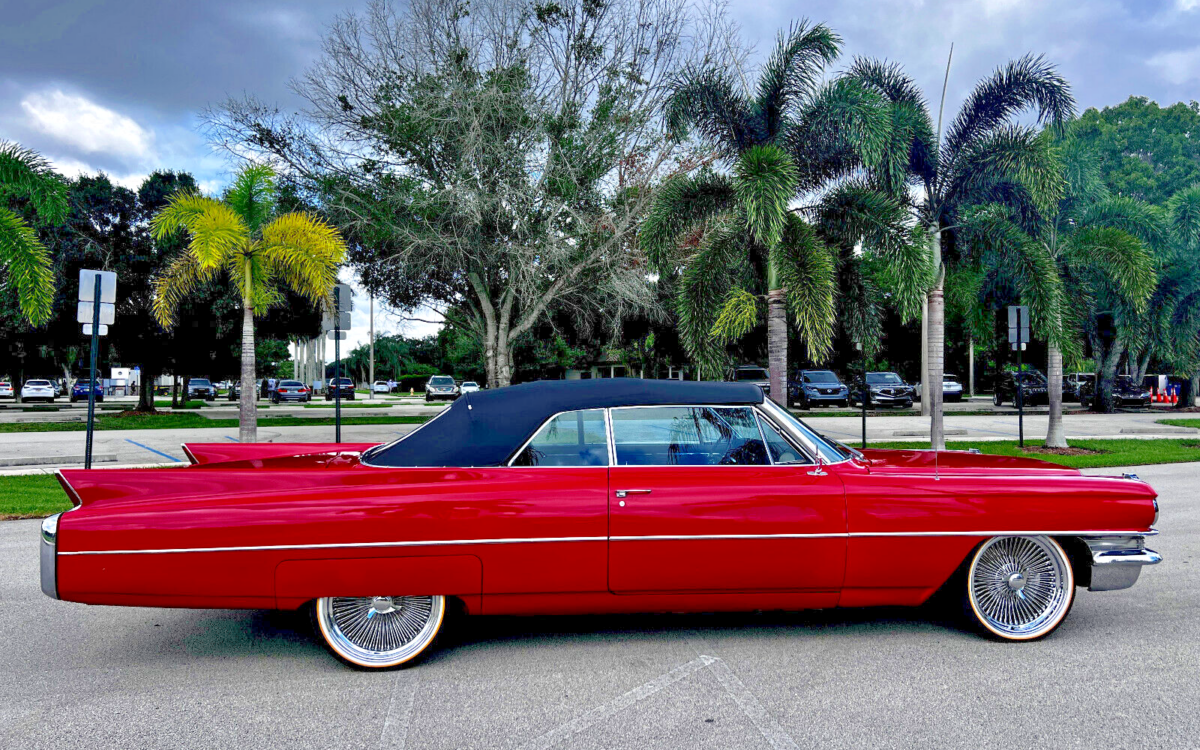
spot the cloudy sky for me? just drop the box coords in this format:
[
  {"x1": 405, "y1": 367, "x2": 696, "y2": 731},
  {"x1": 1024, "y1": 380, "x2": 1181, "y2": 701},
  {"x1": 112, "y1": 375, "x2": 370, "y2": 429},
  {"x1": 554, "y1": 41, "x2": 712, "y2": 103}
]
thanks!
[{"x1": 3, "y1": 0, "x2": 1199, "y2": 348}]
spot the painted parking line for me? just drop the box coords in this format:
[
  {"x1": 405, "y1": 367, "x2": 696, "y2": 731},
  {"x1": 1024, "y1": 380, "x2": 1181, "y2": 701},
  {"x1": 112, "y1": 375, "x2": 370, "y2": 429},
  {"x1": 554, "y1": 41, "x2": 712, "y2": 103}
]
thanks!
[
  {"x1": 224, "y1": 436, "x2": 239, "y2": 442},
  {"x1": 123, "y1": 439, "x2": 182, "y2": 462}
]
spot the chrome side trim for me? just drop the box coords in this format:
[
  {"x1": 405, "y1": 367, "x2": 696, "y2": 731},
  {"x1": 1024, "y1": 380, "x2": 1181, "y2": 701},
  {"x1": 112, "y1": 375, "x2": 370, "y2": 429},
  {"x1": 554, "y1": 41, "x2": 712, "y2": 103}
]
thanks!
[
  {"x1": 59, "y1": 535, "x2": 610, "y2": 556},
  {"x1": 59, "y1": 529, "x2": 1157, "y2": 556}
]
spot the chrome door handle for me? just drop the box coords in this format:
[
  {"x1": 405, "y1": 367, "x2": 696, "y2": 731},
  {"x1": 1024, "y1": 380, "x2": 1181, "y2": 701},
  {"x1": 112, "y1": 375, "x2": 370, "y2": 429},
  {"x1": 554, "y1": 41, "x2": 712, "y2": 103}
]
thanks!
[{"x1": 615, "y1": 489, "x2": 652, "y2": 498}]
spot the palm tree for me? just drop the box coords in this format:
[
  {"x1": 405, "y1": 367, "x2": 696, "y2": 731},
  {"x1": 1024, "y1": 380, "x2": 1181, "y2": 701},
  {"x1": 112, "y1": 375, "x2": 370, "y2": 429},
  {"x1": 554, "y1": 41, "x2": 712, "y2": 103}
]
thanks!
[
  {"x1": 641, "y1": 22, "x2": 914, "y2": 403},
  {"x1": 151, "y1": 165, "x2": 347, "y2": 441},
  {"x1": 0, "y1": 143, "x2": 66, "y2": 325},
  {"x1": 852, "y1": 55, "x2": 1075, "y2": 448}
]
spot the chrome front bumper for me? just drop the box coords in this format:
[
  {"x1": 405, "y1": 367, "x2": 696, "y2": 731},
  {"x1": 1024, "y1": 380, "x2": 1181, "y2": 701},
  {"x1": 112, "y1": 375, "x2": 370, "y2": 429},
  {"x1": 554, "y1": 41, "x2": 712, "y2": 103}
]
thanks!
[
  {"x1": 40, "y1": 512, "x2": 60, "y2": 600},
  {"x1": 1082, "y1": 533, "x2": 1162, "y2": 591}
]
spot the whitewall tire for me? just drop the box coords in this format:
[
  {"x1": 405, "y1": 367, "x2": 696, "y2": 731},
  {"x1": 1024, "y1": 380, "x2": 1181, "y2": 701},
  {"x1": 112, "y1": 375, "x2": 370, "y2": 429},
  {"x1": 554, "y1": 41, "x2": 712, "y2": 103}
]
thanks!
[
  {"x1": 965, "y1": 536, "x2": 1074, "y2": 641},
  {"x1": 314, "y1": 595, "x2": 446, "y2": 669}
]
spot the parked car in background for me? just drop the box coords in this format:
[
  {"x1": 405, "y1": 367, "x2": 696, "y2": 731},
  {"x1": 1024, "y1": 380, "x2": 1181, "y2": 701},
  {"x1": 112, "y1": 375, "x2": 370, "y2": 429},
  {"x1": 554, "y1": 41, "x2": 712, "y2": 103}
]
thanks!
[
  {"x1": 70, "y1": 380, "x2": 104, "y2": 403},
  {"x1": 849, "y1": 372, "x2": 913, "y2": 408},
  {"x1": 372, "y1": 381, "x2": 390, "y2": 394},
  {"x1": 0, "y1": 382, "x2": 13, "y2": 399},
  {"x1": 271, "y1": 380, "x2": 311, "y2": 404},
  {"x1": 52, "y1": 381, "x2": 63, "y2": 397},
  {"x1": 227, "y1": 381, "x2": 241, "y2": 401},
  {"x1": 728, "y1": 366, "x2": 771, "y2": 397},
  {"x1": 21, "y1": 379, "x2": 56, "y2": 403},
  {"x1": 789, "y1": 370, "x2": 849, "y2": 409},
  {"x1": 325, "y1": 377, "x2": 356, "y2": 401},
  {"x1": 41, "y1": 379, "x2": 1162, "y2": 670},
  {"x1": 994, "y1": 370, "x2": 1049, "y2": 407},
  {"x1": 914, "y1": 373, "x2": 965, "y2": 403},
  {"x1": 186, "y1": 378, "x2": 217, "y2": 402},
  {"x1": 459, "y1": 381, "x2": 481, "y2": 394},
  {"x1": 1063, "y1": 372, "x2": 1095, "y2": 402},
  {"x1": 1080, "y1": 375, "x2": 1153, "y2": 409},
  {"x1": 425, "y1": 375, "x2": 459, "y2": 402}
]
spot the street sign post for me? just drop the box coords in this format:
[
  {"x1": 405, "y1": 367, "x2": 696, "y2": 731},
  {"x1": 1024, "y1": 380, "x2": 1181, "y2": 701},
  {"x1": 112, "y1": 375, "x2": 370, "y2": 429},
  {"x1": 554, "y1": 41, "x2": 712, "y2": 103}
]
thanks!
[
  {"x1": 328, "y1": 284, "x2": 353, "y2": 443},
  {"x1": 1007, "y1": 305, "x2": 1028, "y2": 447},
  {"x1": 79, "y1": 269, "x2": 117, "y2": 469}
]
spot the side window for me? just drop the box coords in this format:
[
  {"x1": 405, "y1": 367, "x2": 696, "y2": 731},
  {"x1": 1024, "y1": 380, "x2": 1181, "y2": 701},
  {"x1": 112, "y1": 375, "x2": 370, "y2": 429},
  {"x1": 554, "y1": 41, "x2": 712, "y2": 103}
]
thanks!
[
  {"x1": 511, "y1": 409, "x2": 609, "y2": 467},
  {"x1": 758, "y1": 415, "x2": 811, "y2": 465},
  {"x1": 610, "y1": 406, "x2": 769, "y2": 466}
]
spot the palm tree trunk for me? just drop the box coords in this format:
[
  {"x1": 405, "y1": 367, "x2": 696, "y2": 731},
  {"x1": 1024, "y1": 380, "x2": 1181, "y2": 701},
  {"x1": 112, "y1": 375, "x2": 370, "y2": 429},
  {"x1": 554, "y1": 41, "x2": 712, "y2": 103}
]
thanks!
[
  {"x1": 766, "y1": 287, "x2": 787, "y2": 407},
  {"x1": 928, "y1": 230, "x2": 946, "y2": 450},
  {"x1": 920, "y1": 300, "x2": 930, "y2": 415},
  {"x1": 1044, "y1": 338, "x2": 1067, "y2": 448},
  {"x1": 239, "y1": 259, "x2": 258, "y2": 442}
]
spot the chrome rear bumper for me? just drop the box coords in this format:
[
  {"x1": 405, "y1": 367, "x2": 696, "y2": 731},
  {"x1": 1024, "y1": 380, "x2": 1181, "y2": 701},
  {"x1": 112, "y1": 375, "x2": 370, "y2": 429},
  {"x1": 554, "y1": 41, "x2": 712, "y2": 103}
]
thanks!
[
  {"x1": 40, "y1": 512, "x2": 60, "y2": 599},
  {"x1": 1082, "y1": 533, "x2": 1162, "y2": 591}
]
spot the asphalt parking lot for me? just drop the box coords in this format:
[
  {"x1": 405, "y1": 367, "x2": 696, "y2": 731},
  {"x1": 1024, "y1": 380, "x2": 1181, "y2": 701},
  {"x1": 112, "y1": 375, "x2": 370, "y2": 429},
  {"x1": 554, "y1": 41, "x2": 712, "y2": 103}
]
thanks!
[{"x1": 0, "y1": 461, "x2": 1194, "y2": 749}]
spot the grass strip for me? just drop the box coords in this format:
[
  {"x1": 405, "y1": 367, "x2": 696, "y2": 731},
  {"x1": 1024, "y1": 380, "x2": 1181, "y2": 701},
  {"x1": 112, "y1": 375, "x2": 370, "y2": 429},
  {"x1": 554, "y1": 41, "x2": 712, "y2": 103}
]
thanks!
[
  {"x1": 0, "y1": 413, "x2": 430, "y2": 433},
  {"x1": 871, "y1": 438, "x2": 1200, "y2": 469}
]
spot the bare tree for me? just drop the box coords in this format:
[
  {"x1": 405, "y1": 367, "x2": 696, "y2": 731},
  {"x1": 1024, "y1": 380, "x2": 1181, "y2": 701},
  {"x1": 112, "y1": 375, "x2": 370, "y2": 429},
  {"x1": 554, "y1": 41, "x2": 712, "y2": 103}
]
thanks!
[{"x1": 208, "y1": 0, "x2": 742, "y2": 386}]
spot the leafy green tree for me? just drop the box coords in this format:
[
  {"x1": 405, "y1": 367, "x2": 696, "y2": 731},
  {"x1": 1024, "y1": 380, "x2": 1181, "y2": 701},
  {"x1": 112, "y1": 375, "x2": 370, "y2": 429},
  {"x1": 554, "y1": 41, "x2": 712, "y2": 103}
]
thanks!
[
  {"x1": 642, "y1": 23, "x2": 920, "y2": 403},
  {"x1": 151, "y1": 165, "x2": 347, "y2": 441},
  {"x1": 1072, "y1": 97, "x2": 1200, "y2": 206},
  {"x1": 853, "y1": 55, "x2": 1074, "y2": 448},
  {"x1": 0, "y1": 143, "x2": 65, "y2": 325}
]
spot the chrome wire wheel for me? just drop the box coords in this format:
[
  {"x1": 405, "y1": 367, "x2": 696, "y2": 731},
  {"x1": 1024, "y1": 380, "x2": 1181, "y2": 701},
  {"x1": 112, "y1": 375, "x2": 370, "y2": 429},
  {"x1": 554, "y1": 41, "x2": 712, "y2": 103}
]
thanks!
[
  {"x1": 967, "y1": 536, "x2": 1074, "y2": 641},
  {"x1": 315, "y1": 595, "x2": 445, "y2": 668}
]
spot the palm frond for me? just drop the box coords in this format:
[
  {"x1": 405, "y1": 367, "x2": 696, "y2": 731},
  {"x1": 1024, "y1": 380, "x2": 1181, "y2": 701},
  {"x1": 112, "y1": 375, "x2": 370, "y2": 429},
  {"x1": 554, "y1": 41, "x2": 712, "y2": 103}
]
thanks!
[
  {"x1": 958, "y1": 202, "x2": 1065, "y2": 346},
  {"x1": 1063, "y1": 227, "x2": 1156, "y2": 311},
  {"x1": 224, "y1": 163, "x2": 278, "y2": 232},
  {"x1": 675, "y1": 214, "x2": 747, "y2": 378},
  {"x1": 0, "y1": 206, "x2": 55, "y2": 324},
  {"x1": 774, "y1": 214, "x2": 836, "y2": 361},
  {"x1": 259, "y1": 211, "x2": 347, "y2": 304},
  {"x1": 815, "y1": 183, "x2": 929, "y2": 321},
  {"x1": 152, "y1": 251, "x2": 218, "y2": 327},
  {"x1": 786, "y1": 77, "x2": 892, "y2": 189},
  {"x1": 942, "y1": 54, "x2": 1075, "y2": 173},
  {"x1": 1080, "y1": 196, "x2": 1167, "y2": 252},
  {"x1": 844, "y1": 58, "x2": 937, "y2": 187},
  {"x1": 1168, "y1": 185, "x2": 1200, "y2": 253},
  {"x1": 734, "y1": 145, "x2": 798, "y2": 248},
  {"x1": 944, "y1": 125, "x2": 1063, "y2": 221},
  {"x1": 639, "y1": 170, "x2": 735, "y2": 271},
  {"x1": 665, "y1": 66, "x2": 753, "y2": 156},
  {"x1": 756, "y1": 20, "x2": 841, "y2": 138},
  {"x1": 0, "y1": 142, "x2": 68, "y2": 224},
  {"x1": 710, "y1": 288, "x2": 760, "y2": 343},
  {"x1": 151, "y1": 193, "x2": 249, "y2": 269}
]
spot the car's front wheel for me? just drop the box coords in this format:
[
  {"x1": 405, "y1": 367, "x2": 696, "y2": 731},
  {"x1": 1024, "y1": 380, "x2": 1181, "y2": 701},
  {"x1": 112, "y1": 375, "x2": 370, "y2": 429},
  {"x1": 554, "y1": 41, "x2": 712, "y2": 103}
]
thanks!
[
  {"x1": 314, "y1": 595, "x2": 446, "y2": 669},
  {"x1": 964, "y1": 536, "x2": 1074, "y2": 641}
]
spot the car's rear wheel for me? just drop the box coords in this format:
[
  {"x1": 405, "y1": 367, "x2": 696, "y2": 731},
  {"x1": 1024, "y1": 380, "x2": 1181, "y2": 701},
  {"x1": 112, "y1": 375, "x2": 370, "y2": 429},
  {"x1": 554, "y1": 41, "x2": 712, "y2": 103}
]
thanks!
[
  {"x1": 964, "y1": 536, "x2": 1074, "y2": 641},
  {"x1": 314, "y1": 595, "x2": 446, "y2": 669}
]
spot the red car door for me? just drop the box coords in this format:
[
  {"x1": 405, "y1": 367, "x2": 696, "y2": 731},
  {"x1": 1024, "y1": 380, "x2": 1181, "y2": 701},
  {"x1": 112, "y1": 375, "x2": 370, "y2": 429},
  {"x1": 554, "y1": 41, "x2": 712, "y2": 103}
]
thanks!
[{"x1": 607, "y1": 405, "x2": 846, "y2": 594}]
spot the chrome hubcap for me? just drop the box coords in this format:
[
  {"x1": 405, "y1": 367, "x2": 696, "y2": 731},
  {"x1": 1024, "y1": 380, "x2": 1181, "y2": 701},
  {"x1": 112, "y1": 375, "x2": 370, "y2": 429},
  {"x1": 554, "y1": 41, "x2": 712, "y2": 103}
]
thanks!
[
  {"x1": 317, "y1": 595, "x2": 444, "y2": 667},
  {"x1": 970, "y1": 536, "x2": 1070, "y2": 638}
]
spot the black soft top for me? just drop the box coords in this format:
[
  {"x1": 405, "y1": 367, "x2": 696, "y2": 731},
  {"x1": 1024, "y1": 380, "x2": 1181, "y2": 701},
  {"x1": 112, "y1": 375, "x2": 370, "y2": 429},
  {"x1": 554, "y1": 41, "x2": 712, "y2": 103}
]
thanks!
[{"x1": 364, "y1": 378, "x2": 764, "y2": 467}]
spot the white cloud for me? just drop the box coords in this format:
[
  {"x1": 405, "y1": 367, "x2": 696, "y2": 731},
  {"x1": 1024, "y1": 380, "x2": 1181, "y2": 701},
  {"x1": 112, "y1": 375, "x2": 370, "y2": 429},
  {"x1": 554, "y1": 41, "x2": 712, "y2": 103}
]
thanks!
[
  {"x1": 1179, "y1": 0, "x2": 1199, "y2": 11},
  {"x1": 1148, "y1": 47, "x2": 1200, "y2": 84},
  {"x1": 47, "y1": 155, "x2": 146, "y2": 190},
  {"x1": 21, "y1": 89, "x2": 154, "y2": 161}
]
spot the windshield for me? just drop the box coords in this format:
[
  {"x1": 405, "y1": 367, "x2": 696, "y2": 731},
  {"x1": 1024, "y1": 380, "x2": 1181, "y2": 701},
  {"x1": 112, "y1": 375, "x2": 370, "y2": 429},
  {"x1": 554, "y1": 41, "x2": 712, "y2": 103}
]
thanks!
[
  {"x1": 280, "y1": 380, "x2": 302, "y2": 387},
  {"x1": 866, "y1": 372, "x2": 902, "y2": 385},
  {"x1": 462, "y1": 382, "x2": 478, "y2": 387},
  {"x1": 190, "y1": 379, "x2": 210, "y2": 386},
  {"x1": 430, "y1": 376, "x2": 455, "y2": 385},
  {"x1": 27, "y1": 380, "x2": 51, "y2": 386},
  {"x1": 758, "y1": 399, "x2": 850, "y2": 462},
  {"x1": 734, "y1": 368, "x2": 769, "y2": 381},
  {"x1": 944, "y1": 375, "x2": 960, "y2": 383},
  {"x1": 1014, "y1": 372, "x2": 1046, "y2": 384},
  {"x1": 333, "y1": 378, "x2": 353, "y2": 385},
  {"x1": 803, "y1": 371, "x2": 838, "y2": 384}
]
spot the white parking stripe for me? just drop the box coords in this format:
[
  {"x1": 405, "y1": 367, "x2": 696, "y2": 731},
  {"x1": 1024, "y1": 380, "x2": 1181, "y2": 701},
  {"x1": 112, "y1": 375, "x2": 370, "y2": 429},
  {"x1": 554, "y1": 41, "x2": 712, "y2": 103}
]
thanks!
[
  {"x1": 517, "y1": 654, "x2": 717, "y2": 750},
  {"x1": 686, "y1": 634, "x2": 799, "y2": 750},
  {"x1": 379, "y1": 671, "x2": 418, "y2": 749}
]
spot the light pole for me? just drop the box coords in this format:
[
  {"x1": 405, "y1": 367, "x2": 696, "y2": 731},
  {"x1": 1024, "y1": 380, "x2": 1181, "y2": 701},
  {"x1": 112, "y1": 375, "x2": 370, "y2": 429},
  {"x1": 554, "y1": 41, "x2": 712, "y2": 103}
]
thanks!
[
  {"x1": 856, "y1": 340, "x2": 866, "y2": 449},
  {"x1": 368, "y1": 294, "x2": 375, "y2": 400}
]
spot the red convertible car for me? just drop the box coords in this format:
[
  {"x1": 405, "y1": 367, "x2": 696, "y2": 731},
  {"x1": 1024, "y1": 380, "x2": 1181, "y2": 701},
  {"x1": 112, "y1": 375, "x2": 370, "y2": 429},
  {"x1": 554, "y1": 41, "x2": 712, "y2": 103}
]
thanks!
[{"x1": 41, "y1": 380, "x2": 1160, "y2": 668}]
